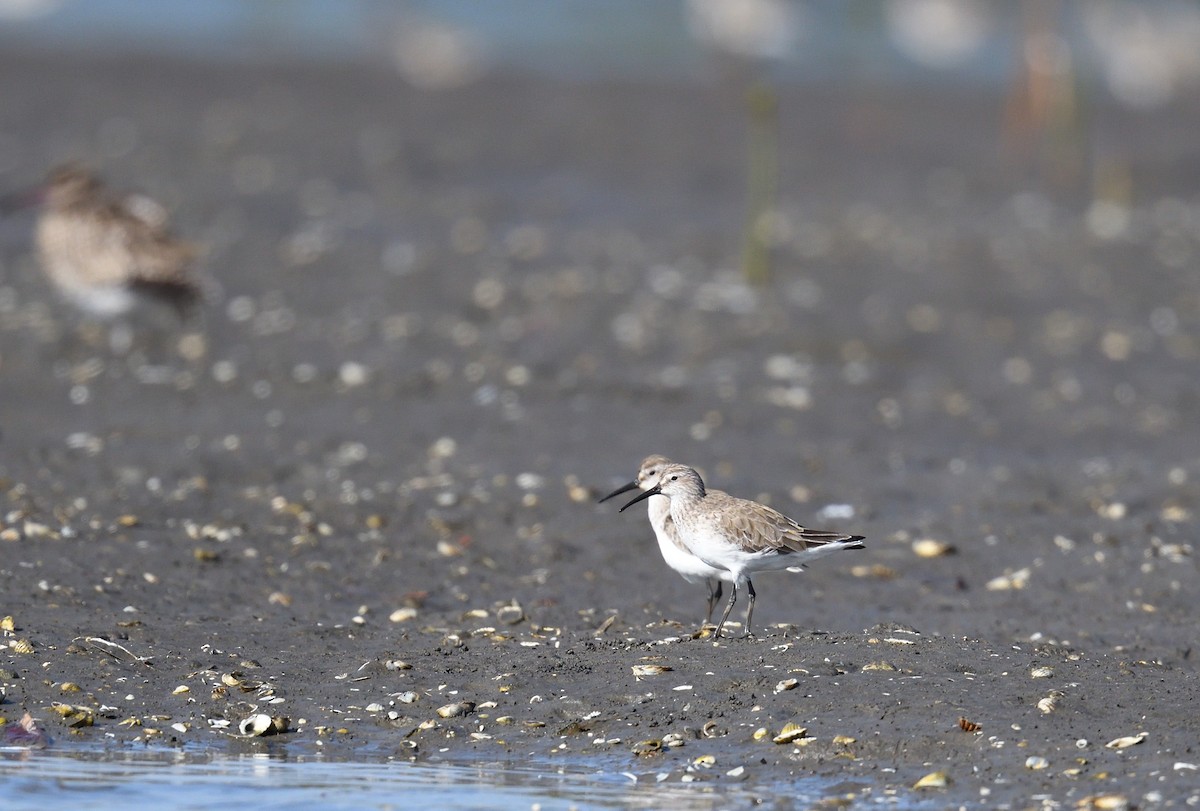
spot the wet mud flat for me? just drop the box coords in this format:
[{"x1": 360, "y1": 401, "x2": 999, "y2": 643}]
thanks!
[{"x1": 1, "y1": 50, "x2": 1199, "y2": 807}]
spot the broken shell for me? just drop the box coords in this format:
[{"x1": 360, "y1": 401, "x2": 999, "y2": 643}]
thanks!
[
  {"x1": 1105, "y1": 732, "x2": 1147, "y2": 750},
  {"x1": 958, "y1": 716, "x2": 982, "y2": 732},
  {"x1": 913, "y1": 771, "x2": 949, "y2": 789},
  {"x1": 365, "y1": 703, "x2": 384, "y2": 713},
  {"x1": 833, "y1": 735, "x2": 857, "y2": 745},
  {"x1": 0, "y1": 616, "x2": 14, "y2": 632},
  {"x1": 774, "y1": 678, "x2": 799, "y2": 693},
  {"x1": 661, "y1": 732, "x2": 685, "y2": 748},
  {"x1": 692, "y1": 754, "x2": 716, "y2": 768},
  {"x1": 1030, "y1": 666, "x2": 1055, "y2": 679},
  {"x1": 912, "y1": 539, "x2": 955, "y2": 558},
  {"x1": 396, "y1": 691, "x2": 419, "y2": 704},
  {"x1": 631, "y1": 739, "x2": 662, "y2": 756},
  {"x1": 701, "y1": 720, "x2": 721, "y2": 738},
  {"x1": 58, "y1": 682, "x2": 81, "y2": 693},
  {"x1": 772, "y1": 722, "x2": 808, "y2": 745},
  {"x1": 436, "y1": 701, "x2": 475, "y2": 719},
  {"x1": 1025, "y1": 756, "x2": 1049, "y2": 770},
  {"x1": 495, "y1": 603, "x2": 525, "y2": 625},
  {"x1": 631, "y1": 664, "x2": 672, "y2": 679}
]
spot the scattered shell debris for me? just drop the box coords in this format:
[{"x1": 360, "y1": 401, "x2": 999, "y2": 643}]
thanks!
[{"x1": 1029, "y1": 666, "x2": 1054, "y2": 679}]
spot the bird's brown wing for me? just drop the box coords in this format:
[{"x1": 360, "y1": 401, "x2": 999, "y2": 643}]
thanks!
[{"x1": 719, "y1": 496, "x2": 857, "y2": 554}]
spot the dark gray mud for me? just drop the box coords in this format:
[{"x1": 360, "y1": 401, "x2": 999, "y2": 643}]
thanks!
[{"x1": 1, "y1": 52, "x2": 1198, "y2": 808}]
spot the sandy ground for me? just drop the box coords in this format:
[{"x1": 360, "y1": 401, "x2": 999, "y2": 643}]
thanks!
[{"x1": 1, "y1": 51, "x2": 1199, "y2": 808}]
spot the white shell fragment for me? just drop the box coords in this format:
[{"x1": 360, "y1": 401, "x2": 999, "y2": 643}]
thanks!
[
  {"x1": 1025, "y1": 756, "x2": 1049, "y2": 770},
  {"x1": 772, "y1": 722, "x2": 807, "y2": 745},
  {"x1": 436, "y1": 701, "x2": 476, "y2": 719},
  {"x1": 631, "y1": 664, "x2": 672, "y2": 679},
  {"x1": 1029, "y1": 666, "x2": 1054, "y2": 679},
  {"x1": 774, "y1": 678, "x2": 799, "y2": 694},
  {"x1": 985, "y1": 567, "x2": 1030, "y2": 591},
  {"x1": 1105, "y1": 732, "x2": 1148, "y2": 750}
]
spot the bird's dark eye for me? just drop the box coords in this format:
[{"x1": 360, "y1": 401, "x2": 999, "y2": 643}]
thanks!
[{"x1": 670, "y1": 475, "x2": 678, "y2": 481}]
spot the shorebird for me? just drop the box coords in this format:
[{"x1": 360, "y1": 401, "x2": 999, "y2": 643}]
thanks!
[
  {"x1": 620, "y1": 463, "x2": 865, "y2": 638},
  {"x1": 17, "y1": 163, "x2": 200, "y2": 318},
  {"x1": 599, "y1": 455, "x2": 729, "y2": 629}
]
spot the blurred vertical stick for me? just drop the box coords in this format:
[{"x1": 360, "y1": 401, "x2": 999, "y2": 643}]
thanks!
[{"x1": 742, "y1": 81, "x2": 778, "y2": 286}]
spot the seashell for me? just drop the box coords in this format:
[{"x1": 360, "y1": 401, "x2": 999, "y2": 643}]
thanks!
[
  {"x1": 985, "y1": 567, "x2": 1030, "y2": 591},
  {"x1": 58, "y1": 682, "x2": 81, "y2": 693},
  {"x1": 436, "y1": 701, "x2": 475, "y2": 719},
  {"x1": 1025, "y1": 756, "x2": 1049, "y2": 770},
  {"x1": 833, "y1": 735, "x2": 856, "y2": 745},
  {"x1": 9, "y1": 639, "x2": 34, "y2": 654},
  {"x1": 1037, "y1": 692, "x2": 1062, "y2": 714},
  {"x1": 752, "y1": 727, "x2": 769, "y2": 741},
  {"x1": 1030, "y1": 666, "x2": 1055, "y2": 679},
  {"x1": 385, "y1": 660, "x2": 412, "y2": 671},
  {"x1": 912, "y1": 539, "x2": 955, "y2": 558},
  {"x1": 238, "y1": 713, "x2": 273, "y2": 736},
  {"x1": 772, "y1": 722, "x2": 808, "y2": 745},
  {"x1": 172, "y1": 685, "x2": 190, "y2": 695},
  {"x1": 692, "y1": 754, "x2": 716, "y2": 768},
  {"x1": 495, "y1": 716, "x2": 514, "y2": 725},
  {"x1": 774, "y1": 678, "x2": 799, "y2": 693},
  {"x1": 0, "y1": 616, "x2": 14, "y2": 632},
  {"x1": 631, "y1": 739, "x2": 662, "y2": 756},
  {"x1": 702, "y1": 720, "x2": 721, "y2": 738},
  {"x1": 661, "y1": 732, "x2": 685, "y2": 748},
  {"x1": 365, "y1": 703, "x2": 384, "y2": 713},
  {"x1": 958, "y1": 716, "x2": 982, "y2": 732},
  {"x1": 496, "y1": 603, "x2": 525, "y2": 625},
  {"x1": 1077, "y1": 795, "x2": 1130, "y2": 811},
  {"x1": 221, "y1": 674, "x2": 242, "y2": 688},
  {"x1": 631, "y1": 664, "x2": 672, "y2": 679},
  {"x1": 390, "y1": 607, "x2": 418, "y2": 623},
  {"x1": 862, "y1": 661, "x2": 897, "y2": 672},
  {"x1": 913, "y1": 771, "x2": 949, "y2": 789},
  {"x1": 396, "y1": 691, "x2": 419, "y2": 704},
  {"x1": 1105, "y1": 732, "x2": 1147, "y2": 750}
]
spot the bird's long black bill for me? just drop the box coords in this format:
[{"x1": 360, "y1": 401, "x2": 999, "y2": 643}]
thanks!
[
  {"x1": 619, "y1": 485, "x2": 661, "y2": 512},
  {"x1": 597, "y1": 480, "x2": 639, "y2": 504}
]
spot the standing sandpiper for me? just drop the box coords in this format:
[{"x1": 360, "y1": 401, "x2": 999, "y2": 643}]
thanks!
[
  {"x1": 620, "y1": 463, "x2": 865, "y2": 638},
  {"x1": 599, "y1": 455, "x2": 729, "y2": 630},
  {"x1": 23, "y1": 163, "x2": 200, "y2": 318}
]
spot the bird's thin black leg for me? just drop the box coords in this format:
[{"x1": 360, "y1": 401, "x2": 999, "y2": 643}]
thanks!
[
  {"x1": 743, "y1": 579, "x2": 757, "y2": 637},
  {"x1": 715, "y1": 582, "x2": 738, "y2": 638}
]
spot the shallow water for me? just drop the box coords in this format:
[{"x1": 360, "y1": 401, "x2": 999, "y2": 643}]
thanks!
[{"x1": 0, "y1": 746, "x2": 856, "y2": 811}]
